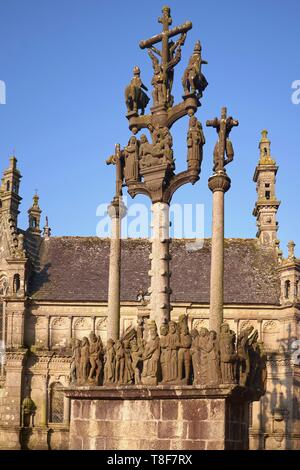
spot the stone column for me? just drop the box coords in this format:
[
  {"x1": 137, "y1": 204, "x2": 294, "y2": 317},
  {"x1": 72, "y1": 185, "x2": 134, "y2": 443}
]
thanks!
[
  {"x1": 208, "y1": 170, "x2": 231, "y2": 332},
  {"x1": 149, "y1": 202, "x2": 171, "y2": 327},
  {"x1": 107, "y1": 196, "x2": 126, "y2": 341}
]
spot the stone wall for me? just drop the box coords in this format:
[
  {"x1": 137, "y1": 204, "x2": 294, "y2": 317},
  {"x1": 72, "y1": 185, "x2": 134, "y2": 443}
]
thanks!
[{"x1": 65, "y1": 385, "x2": 251, "y2": 450}]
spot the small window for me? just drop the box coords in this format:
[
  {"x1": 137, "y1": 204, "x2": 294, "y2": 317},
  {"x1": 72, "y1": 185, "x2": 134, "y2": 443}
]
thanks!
[
  {"x1": 265, "y1": 191, "x2": 270, "y2": 200},
  {"x1": 265, "y1": 183, "x2": 270, "y2": 188},
  {"x1": 6, "y1": 181, "x2": 10, "y2": 192},
  {"x1": 13, "y1": 274, "x2": 20, "y2": 293},
  {"x1": 49, "y1": 382, "x2": 64, "y2": 423},
  {"x1": 285, "y1": 280, "x2": 291, "y2": 299}
]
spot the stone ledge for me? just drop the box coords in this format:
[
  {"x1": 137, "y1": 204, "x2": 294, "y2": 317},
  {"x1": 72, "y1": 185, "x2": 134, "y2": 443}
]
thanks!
[{"x1": 63, "y1": 384, "x2": 259, "y2": 401}]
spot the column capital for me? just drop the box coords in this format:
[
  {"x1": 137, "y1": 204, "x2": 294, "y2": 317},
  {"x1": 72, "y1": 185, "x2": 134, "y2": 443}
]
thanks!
[
  {"x1": 107, "y1": 196, "x2": 127, "y2": 219},
  {"x1": 208, "y1": 170, "x2": 231, "y2": 193}
]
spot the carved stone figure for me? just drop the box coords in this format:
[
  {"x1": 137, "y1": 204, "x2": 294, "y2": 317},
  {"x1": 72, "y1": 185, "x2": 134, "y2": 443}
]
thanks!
[
  {"x1": 70, "y1": 338, "x2": 81, "y2": 384},
  {"x1": 148, "y1": 49, "x2": 167, "y2": 107},
  {"x1": 187, "y1": 116, "x2": 205, "y2": 172},
  {"x1": 141, "y1": 321, "x2": 160, "y2": 385},
  {"x1": 197, "y1": 327, "x2": 210, "y2": 385},
  {"x1": 206, "y1": 330, "x2": 221, "y2": 385},
  {"x1": 165, "y1": 321, "x2": 179, "y2": 383},
  {"x1": 159, "y1": 323, "x2": 169, "y2": 383},
  {"x1": 21, "y1": 396, "x2": 36, "y2": 428},
  {"x1": 236, "y1": 326, "x2": 254, "y2": 386},
  {"x1": 104, "y1": 339, "x2": 115, "y2": 384},
  {"x1": 219, "y1": 323, "x2": 236, "y2": 384},
  {"x1": 182, "y1": 41, "x2": 208, "y2": 97},
  {"x1": 190, "y1": 328, "x2": 200, "y2": 383},
  {"x1": 123, "y1": 339, "x2": 134, "y2": 384},
  {"x1": 88, "y1": 332, "x2": 103, "y2": 384},
  {"x1": 125, "y1": 66, "x2": 150, "y2": 115},
  {"x1": 79, "y1": 336, "x2": 90, "y2": 384},
  {"x1": 178, "y1": 321, "x2": 192, "y2": 384},
  {"x1": 207, "y1": 108, "x2": 239, "y2": 173},
  {"x1": 124, "y1": 136, "x2": 139, "y2": 183},
  {"x1": 130, "y1": 337, "x2": 143, "y2": 384},
  {"x1": 114, "y1": 340, "x2": 125, "y2": 384},
  {"x1": 139, "y1": 125, "x2": 174, "y2": 171}
]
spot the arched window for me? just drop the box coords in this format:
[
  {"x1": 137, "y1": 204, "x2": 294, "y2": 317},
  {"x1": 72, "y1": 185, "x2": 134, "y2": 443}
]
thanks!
[
  {"x1": 284, "y1": 280, "x2": 291, "y2": 299},
  {"x1": 13, "y1": 274, "x2": 20, "y2": 293},
  {"x1": 6, "y1": 181, "x2": 10, "y2": 192},
  {"x1": 49, "y1": 382, "x2": 64, "y2": 423}
]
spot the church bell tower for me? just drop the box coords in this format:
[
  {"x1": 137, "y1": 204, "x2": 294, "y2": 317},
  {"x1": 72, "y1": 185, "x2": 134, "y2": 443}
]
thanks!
[
  {"x1": 253, "y1": 130, "x2": 280, "y2": 246},
  {"x1": 0, "y1": 156, "x2": 22, "y2": 224}
]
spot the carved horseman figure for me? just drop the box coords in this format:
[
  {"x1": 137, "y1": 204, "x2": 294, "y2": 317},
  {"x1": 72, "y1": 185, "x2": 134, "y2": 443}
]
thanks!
[
  {"x1": 125, "y1": 66, "x2": 150, "y2": 115},
  {"x1": 182, "y1": 41, "x2": 208, "y2": 97}
]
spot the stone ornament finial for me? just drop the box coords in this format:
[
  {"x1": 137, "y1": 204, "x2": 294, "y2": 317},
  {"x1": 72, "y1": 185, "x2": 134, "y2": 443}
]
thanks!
[
  {"x1": 288, "y1": 241, "x2": 296, "y2": 261},
  {"x1": 259, "y1": 129, "x2": 276, "y2": 165}
]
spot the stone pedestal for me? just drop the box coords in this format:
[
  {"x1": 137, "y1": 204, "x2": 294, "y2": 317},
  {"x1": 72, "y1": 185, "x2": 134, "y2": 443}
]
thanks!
[{"x1": 64, "y1": 385, "x2": 255, "y2": 450}]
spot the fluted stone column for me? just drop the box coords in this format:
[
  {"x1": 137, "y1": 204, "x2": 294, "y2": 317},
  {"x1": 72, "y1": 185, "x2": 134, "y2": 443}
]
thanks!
[
  {"x1": 107, "y1": 196, "x2": 126, "y2": 341},
  {"x1": 149, "y1": 202, "x2": 171, "y2": 327},
  {"x1": 208, "y1": 170, "x2": 231, "y2": 332}
]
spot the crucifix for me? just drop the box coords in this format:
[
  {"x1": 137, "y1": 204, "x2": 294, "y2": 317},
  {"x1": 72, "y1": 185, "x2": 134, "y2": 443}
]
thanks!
[
  {"x1": 106, "y1": 144, "x2": 124, "y2": 199},
  {"x1": 139, "y1": 6, "x2": 192, "y2": 105},
  {"x1": 206, "y1": 107, "x2": 239, "y2": 173}
]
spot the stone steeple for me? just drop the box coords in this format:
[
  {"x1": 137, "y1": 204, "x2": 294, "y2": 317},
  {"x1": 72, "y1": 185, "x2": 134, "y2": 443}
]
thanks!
[
  {"x1": 28, "y1": 193, "x2": 42, "y2": 235},
  {"x1": 253, "y1": 130, "x2": 280, "y2": 246},
  {"x1": 0, "y1": 155, "x2": 22, "y2": 224}
]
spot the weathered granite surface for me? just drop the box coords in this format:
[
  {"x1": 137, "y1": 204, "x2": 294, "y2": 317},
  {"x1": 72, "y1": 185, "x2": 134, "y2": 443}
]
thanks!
[{"x1": 64, "y1": 385, "x2": 254, "y2": 450}]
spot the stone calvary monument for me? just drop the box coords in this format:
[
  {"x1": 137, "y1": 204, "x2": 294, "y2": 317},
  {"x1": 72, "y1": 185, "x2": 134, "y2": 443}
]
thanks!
[{"x1": 64, "y1": 6, "x2": 266, "y2": 450}]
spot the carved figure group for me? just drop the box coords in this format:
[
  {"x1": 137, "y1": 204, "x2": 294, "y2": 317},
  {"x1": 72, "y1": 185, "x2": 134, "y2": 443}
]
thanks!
[
  {"x1": 71, "y1": 319, "x2": 266, "y2": 393},
  {"x1": 70, "y1": 332, "x2": 103, "y2": 385}
]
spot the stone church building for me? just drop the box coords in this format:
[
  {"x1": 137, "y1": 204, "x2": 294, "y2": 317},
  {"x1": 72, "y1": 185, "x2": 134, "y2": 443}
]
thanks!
[{"x1": 0, "y1": 130, "x2": 299, "y2": 450}]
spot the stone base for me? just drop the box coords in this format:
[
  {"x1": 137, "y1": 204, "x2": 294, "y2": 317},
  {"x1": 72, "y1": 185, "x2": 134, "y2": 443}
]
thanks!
[{"x1": 64, "y1": 384, "x2": 255, "y2": 450}]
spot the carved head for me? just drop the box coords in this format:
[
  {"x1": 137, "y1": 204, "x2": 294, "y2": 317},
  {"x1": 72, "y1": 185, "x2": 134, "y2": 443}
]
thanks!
[
  {"x1": 107, "y1": 339, "x2": 114, "y2": 348},
  {"x1": 220, "y1": 323, "x2": 230, "y2": 334},
  {"x1": 190, "y1": 328, "x2": 199, "y2": 339},
  {"x1": 189, "y1": 116, "x2": 197, "y2": 127},
  {"x1": 89, "y1": 331, "x2": 97, "y2": 342},
  {"x1": 180, "y1": 322, "x2": 189, "y2": 335},
  {"x1": 160, "y1": 324, "x2": 168, "y2": 336},
  {"x1": 129, "y1": 136, "x2": 137, "y2": 145},
  {"x1": 209, "y1": 330, "x2": 217, "y2": 341},
  {"x1": 168, "y1": 321, "x2": 177, "y2": 334},
  {"x1": 199, "y1": 327, "x2": 209, "y2": 337},
  {"x1": 81, "y1": 337, "x2": 89, "y2": 346},
  {"x1": 133, "y1": 65, "x2": 140, "y2": 76},
  {"x1": 140, "y1": 134, "x2": 148, "y2": 144}
]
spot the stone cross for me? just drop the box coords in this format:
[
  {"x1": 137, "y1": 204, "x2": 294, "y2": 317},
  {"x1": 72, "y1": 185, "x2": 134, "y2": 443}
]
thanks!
[
  {"x1": 139, "y1": 6, "x2": 192, "y2": 77},
  {"x1": 206, "y1": 107, "x2": 238, "y2": 172}
]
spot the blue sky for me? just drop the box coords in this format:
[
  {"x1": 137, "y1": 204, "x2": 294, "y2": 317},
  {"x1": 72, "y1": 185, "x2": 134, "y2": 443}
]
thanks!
[{"x1": 0, "y1": 0, "x2": 299, "y2": 256}]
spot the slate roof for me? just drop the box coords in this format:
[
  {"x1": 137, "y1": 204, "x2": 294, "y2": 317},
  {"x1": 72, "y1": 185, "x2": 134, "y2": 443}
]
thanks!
[{"x1": 27, "y1": 237, "x2": 280, "y2": 305}]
